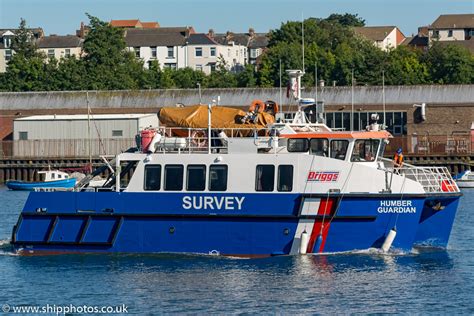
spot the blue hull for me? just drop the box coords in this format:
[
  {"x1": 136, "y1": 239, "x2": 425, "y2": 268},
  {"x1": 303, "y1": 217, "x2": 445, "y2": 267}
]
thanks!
[
  {"x1": 6, "y1": 178, "x2": 76, "y2": 191},
  {"x1": 10, "y1": 192, "x2": 460, "y2": 256},
  {"x1": 414, "y1": 196, "x2": 461, "y2": 247}
]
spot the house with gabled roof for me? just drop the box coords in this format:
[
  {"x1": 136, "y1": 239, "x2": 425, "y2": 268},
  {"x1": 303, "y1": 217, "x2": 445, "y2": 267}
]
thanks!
[
  {"x1": 428, "y1": 14, "x2": 474, "y2": 53},
  {"x1": 353, "y1": 26, "x2": 405, "y2": 51},
  {"x1": 186, "y1": 33, "x2": 246, "y2": 74},
  {"x1": 0, "y1": 27, "x2": 44, "y2": 72},
  {"x1": 209, "y1": 28, "x2": 269, "y2": 65},
  {"x1": 37, "y1": 35, "x2": 83, "y2": 59},
  {"x1": 429, "y1": 14, "x2": 474, "y2": 42},
  {"x1": 124, "y1": 27, "x2": 194, "y2": 70}
]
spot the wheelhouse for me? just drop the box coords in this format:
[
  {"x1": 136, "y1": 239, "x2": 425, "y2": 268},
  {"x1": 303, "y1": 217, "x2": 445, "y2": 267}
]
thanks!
[{"x1": 284, "y1": 130, "x2": 392, "y2": 164}]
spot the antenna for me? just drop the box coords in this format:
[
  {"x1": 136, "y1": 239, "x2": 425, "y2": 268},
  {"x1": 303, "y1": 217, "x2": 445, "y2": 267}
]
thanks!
[
  {"x1": 86, "y1": 91, "x2": 92, "y2": 173},
  {"x1": 279, "y1": 58, "x2": 282, "y2": 113},
  {"x1": 351, "y1": 69, "x2": 354, "y2": 131},
  {"x1": 382, "y1": 70, "x2": 386, "y2": 129},
  {"x1": 315, "y1": 62, "x2": 318, "y2": 104},
  {"x1": 301, "y1": 13, "x2": 305, "y2": 73}
]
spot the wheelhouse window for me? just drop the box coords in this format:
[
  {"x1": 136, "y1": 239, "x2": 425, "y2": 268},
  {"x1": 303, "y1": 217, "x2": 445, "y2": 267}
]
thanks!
[
  {"x1": 256, "y1": 165, "x2": 275, "y2": 192},
  {"x1": 164, "y1": 165, "x2": 183, "y2": 191},
  {"x1": 277, "y1": 165, "x2": 293, "y2": 192},
  {"x1": 330, "y1": 140, "x2": 349, "y2": 160},
  {"x1": 351, "y1": 139, "x2": 380, "y2": 162},
  {"x1": 310, "y1": 138, "x2": 329, "y2": 157},
  {"x1": 187, "y1": 165, "x2": 206, "y2": 191},
  {"x1": 287, "y1": 138, "x2": 309, "y2": 152},
  {"x1": 209, "y1": 165, "x2": 228, "y2": 191}
]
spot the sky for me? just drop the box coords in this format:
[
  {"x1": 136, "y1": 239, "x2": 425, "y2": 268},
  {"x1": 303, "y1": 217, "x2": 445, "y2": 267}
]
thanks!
[{"x1": 0, "y1": 0, "x2": 473, "y2": 36}]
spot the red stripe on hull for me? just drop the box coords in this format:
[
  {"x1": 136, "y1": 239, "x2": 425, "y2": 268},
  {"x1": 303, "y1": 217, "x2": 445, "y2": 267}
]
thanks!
[{"x1": 307, "y1": 198, "x2": 335, "y2": 253}]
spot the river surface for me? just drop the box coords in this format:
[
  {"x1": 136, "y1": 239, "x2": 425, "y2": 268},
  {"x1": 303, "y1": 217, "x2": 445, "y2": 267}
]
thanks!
[{"x1": 0, "y1": 187, "x2": 473, "y2": 314}]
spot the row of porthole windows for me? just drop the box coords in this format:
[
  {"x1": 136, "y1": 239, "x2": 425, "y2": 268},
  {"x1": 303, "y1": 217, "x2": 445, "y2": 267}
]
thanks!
[{"x1": 144, "y1": 164, "x2": 294, "y2": 192}]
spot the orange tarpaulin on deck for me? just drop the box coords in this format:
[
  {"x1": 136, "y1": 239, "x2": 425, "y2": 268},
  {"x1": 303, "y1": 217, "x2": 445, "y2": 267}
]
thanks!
[{"x1": 158, "y1": 105, "x2": 274, "y2": 129}]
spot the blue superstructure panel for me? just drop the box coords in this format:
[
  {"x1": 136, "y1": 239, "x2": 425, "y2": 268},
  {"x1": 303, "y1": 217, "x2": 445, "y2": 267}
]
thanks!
[
  {"x1": 82, "y1": 217, "x2": 117, "y2": 243},
  {"x1": 16, "y1": 215, "x2": 53, "y2": 242},
  {"x1": 50, "y1": 217, "x2": 85, "y2": 243},
  {"x1": 23, "y1": 192, "x2": 77, "y2": 213}
]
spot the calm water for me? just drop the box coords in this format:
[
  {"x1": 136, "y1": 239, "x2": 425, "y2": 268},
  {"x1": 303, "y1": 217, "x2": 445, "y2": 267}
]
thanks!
[{"x1": 0, "y1": 187, "x2": 473, "y2": 314}]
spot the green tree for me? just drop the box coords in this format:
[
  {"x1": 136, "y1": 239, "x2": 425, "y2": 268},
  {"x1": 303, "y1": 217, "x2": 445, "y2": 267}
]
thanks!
[
  {"x1": 82, "y1": 14, "x2": 146, "y2": 90},
  {"x1": 236, "y1": 64, "x2": 257, "y2": 87},
  {"x1": 326, "y1": 13, "x2": 365, "y2": 27},
  {"x1": 0, "y1": 18, "x2": 48, "y2": 91},
  {"x1": 385, "y1": 46, "x2": 428, "y2": 85},
  {"x1": 423, "y1": 42, "x2": 474, "y2": 84},
  {"x1": 172, "y1": 67, "x2": 207, "y2": 89},
  {"x1": 206, "y1": 55, "x2": 237, "y2": 88},
  {"x1": 11, "y1": 18, "x2": 42, "y2": 58}
]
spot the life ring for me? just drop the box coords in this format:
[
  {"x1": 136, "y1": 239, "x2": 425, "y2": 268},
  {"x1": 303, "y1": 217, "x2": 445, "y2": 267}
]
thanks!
[
  {"x1": 265, "y1": 100, "x2": 279, "y2": 114},
  {"x1": 191, "y1": 130, "x2": 207, "y2": 148},
  {"x1": 249, "y1": 99, "x2": 266, "y2": 113}
]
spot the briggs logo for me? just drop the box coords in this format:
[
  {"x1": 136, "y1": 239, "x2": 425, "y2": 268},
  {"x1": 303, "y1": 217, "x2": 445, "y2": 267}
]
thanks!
[{"x1": 307, "y1": 171, "x2": 339, "y2": 182}]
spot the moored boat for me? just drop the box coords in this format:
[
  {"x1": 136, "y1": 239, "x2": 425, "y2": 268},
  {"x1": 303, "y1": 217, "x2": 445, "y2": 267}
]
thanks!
[
  {"x1": 6, "y1": 170, "x2": 76, "y2": 191},
  {"x1": 454, "y1": 170, "x2": 474, "y2": 188}
]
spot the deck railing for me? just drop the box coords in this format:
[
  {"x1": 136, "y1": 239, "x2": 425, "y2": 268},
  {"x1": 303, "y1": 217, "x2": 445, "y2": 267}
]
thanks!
[
  {"x1": 0, "y1": 132, "x2": 472, "y2": 158},
  {"x1": 379, "y1": 157, "x2": 459, "y2": 193}
]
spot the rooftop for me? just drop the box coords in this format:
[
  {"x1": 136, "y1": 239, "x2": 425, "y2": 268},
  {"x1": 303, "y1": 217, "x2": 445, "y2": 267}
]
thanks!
[
  {"x1": 38, "y1": 35, "x2": 83, "y2": 48},
  {"x1": 353, "y1": 26, "x2": 398, "y2": 41},
  {"x1": 15, "y1": 114, "x2": 157, "y2": 121},
  {"x1": 124, "y1": 28, "x2": 190, "y2": 46},
  {"x1": 430, "y1": 14, "x2": 474, "y2": 29},
  {"x1": 187, "y1": 33, "x2": 218, "y2": 45}
]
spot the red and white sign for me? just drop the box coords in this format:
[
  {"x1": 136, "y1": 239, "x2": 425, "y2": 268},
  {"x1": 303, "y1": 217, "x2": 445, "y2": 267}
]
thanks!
[{"x1": 307, "y1": 171, "x2": 339, "y2": 182}]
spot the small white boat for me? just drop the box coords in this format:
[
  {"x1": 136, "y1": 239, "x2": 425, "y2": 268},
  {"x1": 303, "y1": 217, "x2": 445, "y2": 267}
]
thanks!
[{"x1": 454, "y1": 170, "x2": 474, "y2": 188}]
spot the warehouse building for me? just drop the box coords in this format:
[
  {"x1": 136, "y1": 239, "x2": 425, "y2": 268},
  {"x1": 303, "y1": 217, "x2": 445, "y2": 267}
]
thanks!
[{"x1": 13, "y1": 114, "x2": 158, "y2": 157}]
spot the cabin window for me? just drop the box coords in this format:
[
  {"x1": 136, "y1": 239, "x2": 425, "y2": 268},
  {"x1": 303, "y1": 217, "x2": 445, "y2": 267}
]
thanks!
[
  {"x1": 256, "y1": 165, "x2": 275, "y2": 192},
  {"x1": 351, "y1": 139, "x2": 380, "y2": 162},
  {"x1": 330, "y1": 140, "x2": 349, "y2": 160},
  {"x1": 51, "y1": 173, "x2": 55, "y2": 179},
  {"x1": 209, "y1": 165, "x2": 228, "y2": 191},
  {"x1": 278, "y1": 165, "x2": 293, "y2": 192},
  {"x1": 187, "y1": 165, "x2": 206, "y2": 191},
  {"x1": 144, "y1": 165, "x2": 161, "y2": 191},
  {"x1": 58, "y1": 174, "x2": 62, "y2": 179},
  {"x1": 310, "y1": 138, "x2": 329, "y2": 157},
  {"x1": 164, "y1": 165, "x2": 183, "y2": 191},
  {"x1": 287, "y1": 138, "x2": 309, "y2": 152}
]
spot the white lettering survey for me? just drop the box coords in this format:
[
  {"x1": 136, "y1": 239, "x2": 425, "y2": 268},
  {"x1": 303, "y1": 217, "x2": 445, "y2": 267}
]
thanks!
[{"x1": 182, "y1": 196, "x2": 245, "y2": 210}]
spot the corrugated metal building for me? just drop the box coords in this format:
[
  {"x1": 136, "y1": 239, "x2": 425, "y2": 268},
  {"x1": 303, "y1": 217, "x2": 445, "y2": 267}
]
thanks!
[{"x1": 13, "y1": 114, "x2": 158, "y2": 158}]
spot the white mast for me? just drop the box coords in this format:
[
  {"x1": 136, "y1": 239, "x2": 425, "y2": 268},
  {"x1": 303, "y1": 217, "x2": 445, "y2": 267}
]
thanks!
[
  {"x1": 382, "y1": 70, "x2": 386, "y2": 129},
  {"x1": 351, "y1": 69, "x2": 354, "y2": 131},
  {"x1": 87, "y1": 91, "x2": 92, "y2": 173}
]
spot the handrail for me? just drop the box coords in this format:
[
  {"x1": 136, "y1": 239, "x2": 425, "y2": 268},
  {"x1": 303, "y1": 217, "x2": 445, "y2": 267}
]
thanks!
[{"x1": 378, "y1": 157, "x2": 459, "y2": 193}]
